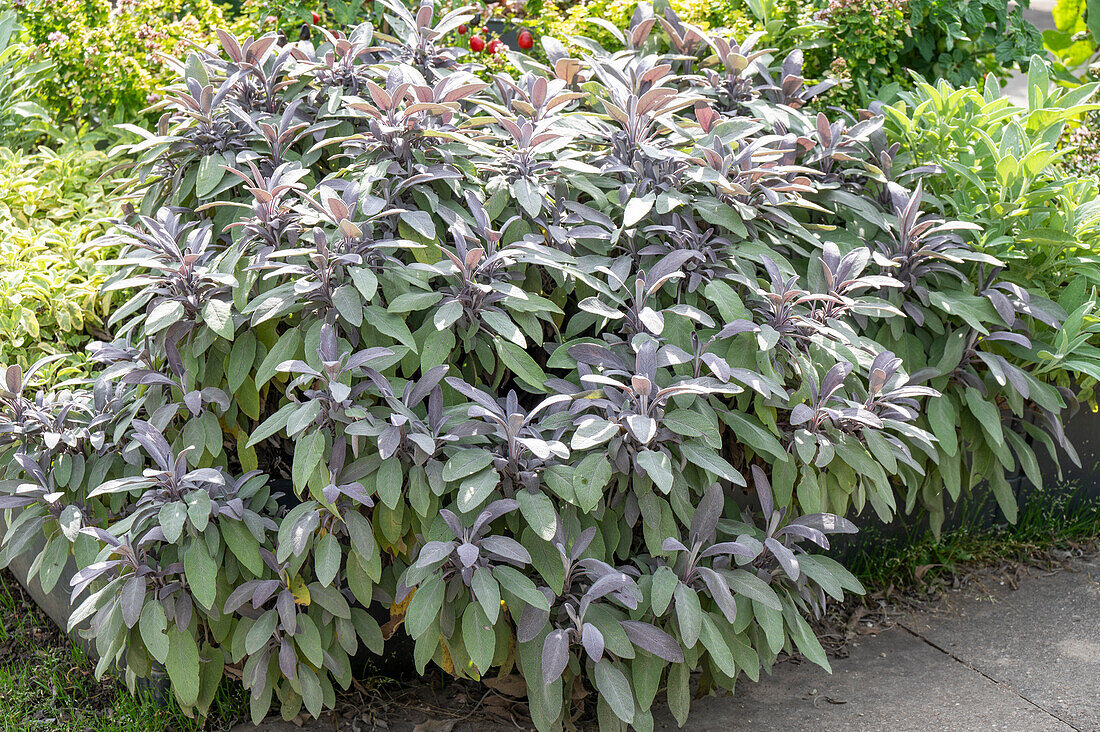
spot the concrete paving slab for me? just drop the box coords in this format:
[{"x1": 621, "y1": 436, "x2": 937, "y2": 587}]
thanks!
[
  {"x1": 1021, "y1": 0, "x2": 1057, "y2": 32},
  {"x1": 1004, "y1": 0, "x2": 1057, "y2": 106},
  {"x1": 899, "y1": 555, "x2": 1100, "y2": 731},
  {"x1": 653, "y1": 626, "x2": 1074, "y2": 731}
]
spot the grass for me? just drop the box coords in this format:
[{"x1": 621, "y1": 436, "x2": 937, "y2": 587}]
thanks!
[
  {"x1": 0, "y1": 572, "x2": 246, "y2": 732},
  {"x1": 0, "y1": 488, "x2": 1095, "y2": 730},
  {"x1": 842, "y1": 486, "x2": 1100, "y2": 592}
]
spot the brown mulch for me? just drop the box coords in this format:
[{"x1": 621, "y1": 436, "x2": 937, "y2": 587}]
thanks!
[{"x1": 276, "y1": 672, "x2": 532, "y2": 731}]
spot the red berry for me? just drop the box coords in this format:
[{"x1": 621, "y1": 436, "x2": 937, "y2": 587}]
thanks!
[
  {"x1": 458, "y1": 23, "x2": 468, "y2": 34},
  {"x1": 311, "y1": 10, "x2": 320, "y2": 23},
  {"x1": 469, "y1": 35, "x2": 485, "y2": 52},
  {"x1": 517, "y1": 30, "x2": 534, "y2": 49},
  {"x1": 482, "y1": 26, "x2": 490, "y2": 34}
]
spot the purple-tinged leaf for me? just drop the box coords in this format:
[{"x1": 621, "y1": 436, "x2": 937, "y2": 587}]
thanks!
[
  {"x1": 581, "y1": 622, "x2": 604, "y2": 662},
  {"x1": 696, "y1": 567, "x2": 738, "y2": 624},
  {"x1": 689, "y1": 483, "x2": 724, "y2": 544},
  {"x1": 120, "y1": 575, "x2": 146, "y2": 628},
  {"x1": 779, "y1": 524, "x2": 829, "y2": 548},
  {"x1": 415, "y1": 540, "x2": 454, "y2": 568},
  {"x1": 764, "y1": 537, "x2": 800, "y2": 580},
  {"x1": 224, "y1": 581, "x2": 258, "y2": 615},
  {"x1": 662, "y1": 537, "x2": 689, "y2": 553},
  {"x1": 700, "y1": 540, "x2": 759, "y2": 559},
  {"x1": 787, "y1": 512, "x2": 857, "y2": 535},
  {"x1": 751, "y1": 465, "x2": 774, "y2": 518},
  {"x1": 279, "y1": 637, "x2": 299, "y2": 682},
  {"x1": 277, "y1": 590, "x2": 297, "y2": 635},
  {"x1": 480, "y1": 535, "x2": 531, "y2": 565},
  {"x1": 456, "y1": 542, "x2": 480, "y2": 568},
  {"x1": 470, "y1": 498, "x2": 520, "y2": 537},
  {"x1": 517, "y1": 600, "x2": 551, "y2": 643},
  {"x1": 620, "y1": 619, "x2": 684, "y2": 662},
  {"x1": 541, "y1": 628, "x2": 570, "y2": 684}
]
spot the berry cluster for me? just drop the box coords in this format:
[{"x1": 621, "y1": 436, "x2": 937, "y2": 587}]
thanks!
[{"x1": 457, "y1": 22, "x2": 534, "y2": 55}]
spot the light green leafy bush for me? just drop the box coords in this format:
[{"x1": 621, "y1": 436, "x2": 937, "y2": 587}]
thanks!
[
  {"x1": 880, "y1": 61, "x2": 1100, "y2": 527},
  {"x1": 882, "y1": 65, "x2": 1100, "y2": 332},
  {"x1": 0, "y1": 10, "x2": 51, "y2": 145}
]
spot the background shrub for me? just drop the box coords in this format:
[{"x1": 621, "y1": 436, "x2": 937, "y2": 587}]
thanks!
[
  {"x1": 901, "y1": 0, "x2": 1042, "y2": 87},
  {"x1": 3, "y1": 0, "x2": 229, "y2": 121},
  {"x1": 514, "y1": 0, "x2": 1043, "y2": 104},
  {"x1": 801, "y1": 0, "x2": 1043, "y2": 104},
  {"x1": 0, "y1": 10, "x2": 52, "y2": 145},
  {"x1": 1062, "y1": 109, "x2": 1100, "y2": 179},
  {"x1": 804, "y1": 0, "x2": 907, "y2": 107},
  {"x1": 232, "y1": 0, "x2": 377, "y2": 39}
]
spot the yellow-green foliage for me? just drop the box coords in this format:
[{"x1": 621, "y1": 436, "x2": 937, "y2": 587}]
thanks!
[
  {"x1": 0, "y1": 135, "x2": 120, "y2": 379},
  {"x1": 526, "y1": 0, "x2": 638, "y2": 51},
  {"x1": 524, "y1": 0, "x2": 756, "y2": 53},
  {"x1": 669, "y1": 0, "x2": 757, "y2": 31}
]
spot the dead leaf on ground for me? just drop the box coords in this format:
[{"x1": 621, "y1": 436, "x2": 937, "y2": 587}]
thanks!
[
  {"x1": 412, "y1": 720, "x2": 456, "y2": 732},
  {"x1": 844, "y1": 605, "x2": 868, "y2": 633},
  {"x1": 380, "y1": 616, "x2": 404, "y2": 640},
  {"x1": 482, "y1": 674, "x2": 526, "y2": 697},
  {"x1": 914, "y1": 563, "x2": 939, "y2": 581}
]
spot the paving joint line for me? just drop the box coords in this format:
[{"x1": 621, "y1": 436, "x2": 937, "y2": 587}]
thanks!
[{"x1": 896, "y1": 622, "x2": 1082, "y2": 731}]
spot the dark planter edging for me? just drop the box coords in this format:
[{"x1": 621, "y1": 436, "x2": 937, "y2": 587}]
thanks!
[
  {"x1": 0, "y1": 512, "x2": 170, "y2": 698},
  {"x1": 0, "y1": 518, "x2": 90, "y2": 654},
  {"x1": 1030, "y1": 407, "x2": 1100, "y2": 504},
  {"x1": 833, "y1": 408, "x2": 1100, "y2": 559}
]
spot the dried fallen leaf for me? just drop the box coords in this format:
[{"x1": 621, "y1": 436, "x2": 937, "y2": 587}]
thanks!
[
  {"x1": 380, "y1": 616, "x2": 404, "y2": 641},
  {"x1": 482, "y1": 674, "x2": 527, "y2": 697},
  {"x1": 844, "y1": 605, "x2": 868, "y2": 633},
  {"x1": 914, "y1": 563, "x2": 939, "y2": 581},
  {"x1": 570, "y1": 675, "x2": 589, "y2": 701},
  {"x1": 412, "y1": 720, "x2": 456, "y2": 732}
]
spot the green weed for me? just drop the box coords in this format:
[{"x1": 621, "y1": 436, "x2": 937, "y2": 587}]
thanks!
[{"x1": 845, "y1": 487, "x2": 1100, "y2": 592}]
